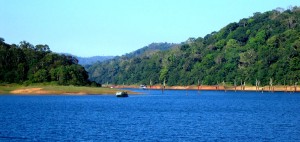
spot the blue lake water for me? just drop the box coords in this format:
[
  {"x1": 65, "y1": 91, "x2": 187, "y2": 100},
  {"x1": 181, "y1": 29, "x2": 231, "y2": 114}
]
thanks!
[{"x1": 0, "y1": 90, "x2": 300, "y2": 141}]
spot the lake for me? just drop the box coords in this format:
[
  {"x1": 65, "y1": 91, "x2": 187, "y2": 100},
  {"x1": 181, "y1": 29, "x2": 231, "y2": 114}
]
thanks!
[{"x1": 0, "y1": 90, "x2": 300, "y2": 141}]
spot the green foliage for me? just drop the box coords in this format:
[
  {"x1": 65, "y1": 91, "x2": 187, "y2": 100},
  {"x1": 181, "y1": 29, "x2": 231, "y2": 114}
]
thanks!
[
  {"x1": 33, "y1": 69, "x2": 48, "y2": 83},
  {"x1": 159, "y1": 67, "x2": 168, "y2": 81},
  {"x1": 0, "y1": 40, "x2": 91, "y2": 86},
  {"x1": 87, "y1": 8, "x2": 300, "y2": 86}
]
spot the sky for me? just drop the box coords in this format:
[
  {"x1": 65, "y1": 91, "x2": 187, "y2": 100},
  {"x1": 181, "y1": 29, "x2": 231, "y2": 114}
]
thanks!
[{"x1": 0, "y1": 0, "x2": 299, "y2": 57}]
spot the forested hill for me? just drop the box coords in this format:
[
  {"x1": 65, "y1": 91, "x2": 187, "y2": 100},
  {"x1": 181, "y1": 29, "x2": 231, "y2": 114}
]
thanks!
[
  {"x1": 124, "y1": 42, "x2": 177, "y2": 58},
  {"x1": 0, "y1": 39, "x2": 93, "y2": 86},
  {"x1": 87, "y1": 7, "x2": 300, "y2": 86}
]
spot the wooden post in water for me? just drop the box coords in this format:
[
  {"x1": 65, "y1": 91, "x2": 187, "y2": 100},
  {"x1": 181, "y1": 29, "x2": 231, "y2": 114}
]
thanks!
[
  {"x1": 284, "y1": 80, "x2": 287, "y2": 93},
  {"x1": 197, "y1": 79, "x2": 200, "y2": 94},
  {"x1": 164, "y1": 78, "x2": 166, "y2": 90},
  {"x1": 289, "y1": 81, "x2": 292, "y2": 93},
  {"x1": 290, "y1": 81, "x2": 292, "y2": 93},
  {"x1": 222, "y1": 81, "x2": 226, "y2": 92},
  {"x1": 272, "y1": 81, "x2": 274, "y2": 92},
  {"x1": 150, "y1": 79, "x2": 152, "y2": 89},
  {"x1": 294, "y1": 82, "x2": 298, "y2": 93}
]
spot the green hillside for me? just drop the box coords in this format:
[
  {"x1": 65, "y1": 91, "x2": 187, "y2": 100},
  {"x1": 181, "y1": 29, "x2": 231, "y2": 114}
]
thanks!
[
  {"x1": 88, "y1": 7, "x2": 300, "y2": 86},
  {"x1": 0, "y1": 40, "x2": 94, "y2": 86},
  {"x1": 123, "y1": 42, "x2": 177, "y2": 58}
]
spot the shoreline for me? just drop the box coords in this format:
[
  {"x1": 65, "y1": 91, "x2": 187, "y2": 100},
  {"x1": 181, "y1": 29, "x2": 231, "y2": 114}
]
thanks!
[
  {"x1": 0, "y1": 85, "x2": 136, "y2": 95},
  {"x1": 113, "y1": 85, "x2": 299, "y2": 92},
  {"x1": 1, "y1": 84, "x2": 299, "y2": 95}
]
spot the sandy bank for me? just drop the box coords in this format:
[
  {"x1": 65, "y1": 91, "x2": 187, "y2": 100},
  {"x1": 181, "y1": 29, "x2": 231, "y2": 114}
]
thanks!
[
  {"x1": 10, "y1": 88, "x2": 88, "y2": 95},
  {"x1": 10, "y1": 88, "x2": 49, "y2": 94},
  {"x1": 114, "y1": 85, "x2": 299, "y2": 92}
]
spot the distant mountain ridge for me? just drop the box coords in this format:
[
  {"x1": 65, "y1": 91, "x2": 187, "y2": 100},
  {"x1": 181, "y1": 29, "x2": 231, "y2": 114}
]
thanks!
[
  {"x1": 62, "y1": 42, "x2": 175, "y2": 65},
  {"x1": 60, "y1": 53, "x2": 114, "y2": 65},
  {"x1": 76, "y1": 56, "x2": 114, "y2": 65}
]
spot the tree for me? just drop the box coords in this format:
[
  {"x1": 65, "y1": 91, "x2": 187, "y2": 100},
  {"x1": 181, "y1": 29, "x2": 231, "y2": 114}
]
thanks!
[
  {"x1": 33, "y1": 69, "x2": 48, "y2": 82},
  {"x1": 0, "y1": 39, "x2": 90, "y2": 86}
]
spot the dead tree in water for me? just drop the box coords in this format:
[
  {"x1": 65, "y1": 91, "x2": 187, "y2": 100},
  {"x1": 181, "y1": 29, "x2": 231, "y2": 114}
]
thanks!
[
  {"x1": 197, "y1": 79, "x2": 202, "y2": 94},
  {"x1": 284, "y1": 80, "x2": 287, "y2": 92},
  {"x1": 197, "y1": 79, "x2": 200, "y2": 91},
  {"x1": 258, "y1": 80, "x2": 260, "y2": 92},
  {"x1": 162, "y1": 78, "x2": 166, "y2": 94},
  {"x1": 163, "y1": 79, "x2": 166, "y2": 89},
  {"x1": 234, "y1": 79, "x2": 237, "y2": 92},
  {"x1": 255, "y1": 79, "x2": 258, "y2": 92},
  {"x1": 240, "y1": 80, "x2": 243, "y2": 91},
  {"x1": 255, "y1": 79, "x2": 261, "y2": 92},
  {"x1": 222, "y1": 81, "x2": 226, "y2": 92},
  {"x1": 269, "y1": 78, "x2": 274, "y2": 92},
  {"x1": 288, "y1": 80, "x2": 293, "y2": 93}
]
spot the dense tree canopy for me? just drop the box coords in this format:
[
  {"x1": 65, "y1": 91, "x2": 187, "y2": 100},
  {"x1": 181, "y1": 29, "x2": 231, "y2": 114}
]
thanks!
[
  {"x1": 0, "y1": 40, "x2": 93, "y2": 86},
  {"x1": 88, "y1": 7, "x2": 300, "y2": 86}
]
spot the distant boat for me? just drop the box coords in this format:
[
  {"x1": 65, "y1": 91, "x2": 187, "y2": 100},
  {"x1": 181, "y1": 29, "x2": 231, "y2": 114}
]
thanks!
[
  {"x1": 140, "y1": 85, "x2": 147, "y2": 89},
  {"x1": 116, "y1": 91, "x2": 128, "y2": 97}
]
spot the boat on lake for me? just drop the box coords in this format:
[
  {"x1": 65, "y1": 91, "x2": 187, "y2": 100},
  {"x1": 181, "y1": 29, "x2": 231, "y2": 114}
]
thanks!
[
  {"x1": 140, "y1": 85, "x2": 147, "y2": 89},
  {"x1": 116, "y1": 91, "x2": 128, "y2": 97}
]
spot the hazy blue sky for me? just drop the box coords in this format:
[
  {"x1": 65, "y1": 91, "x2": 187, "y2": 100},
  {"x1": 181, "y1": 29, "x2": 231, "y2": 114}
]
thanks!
[{"x1": 1, "y1": 0, "x2": 299, "y2": 57}]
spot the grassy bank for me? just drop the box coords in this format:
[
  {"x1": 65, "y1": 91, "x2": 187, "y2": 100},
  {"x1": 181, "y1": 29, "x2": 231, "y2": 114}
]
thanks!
[
  {"x1": 0, "y1": 84, "x2": 132, "y2": 95},
  {"x1": 0, "y1": 84, "x2": 22, "y2": 94}
]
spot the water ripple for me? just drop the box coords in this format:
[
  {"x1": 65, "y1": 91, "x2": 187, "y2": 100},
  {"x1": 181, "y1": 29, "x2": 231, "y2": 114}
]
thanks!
[{"x1": 0, "y1": 91, "x2": 300, "y2": 141}]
